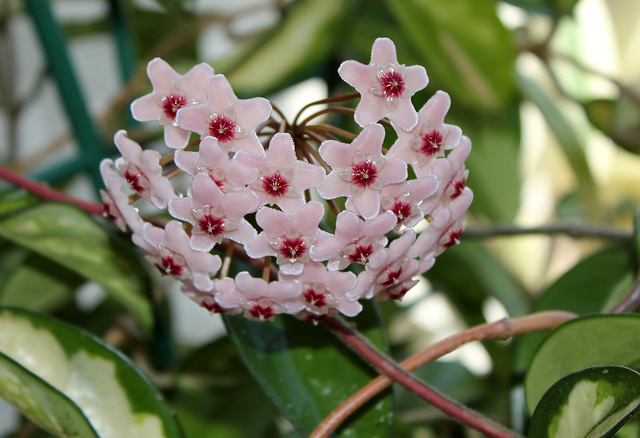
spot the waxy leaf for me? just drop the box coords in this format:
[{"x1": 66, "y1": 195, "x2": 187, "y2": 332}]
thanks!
[
  {"x1": 0, "y1": 203, "x2": 152, "y2": 329},
  {"x1": 0, "y1": 307, "x2": 183, "y2": 438},
  {"x1": 529, "y1": 366, "x2": 640, "y2": 438},
  {"x1": 223, "y1": 303, "x2": 392, "y2": 437},
  {"x1": 515, "y1": 246, "x2": 636, "y2": 373},
  {"x1": 525, "y1": 314, "x2": 640, "y2": 414}
]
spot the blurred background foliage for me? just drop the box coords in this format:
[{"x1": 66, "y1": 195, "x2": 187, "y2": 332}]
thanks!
[{"x1": 0, "y1": 0, "x2": 640, "y2": 436}]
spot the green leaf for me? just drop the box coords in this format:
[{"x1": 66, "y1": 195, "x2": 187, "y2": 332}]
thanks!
[
  {"x1": 525, "y1": 314, "x2": 640, "y2": 414},
  {"x1": 584, "y1": 98, "x2": 640, "y2": 155},
  {"x1": 173, "y1": 336, "x2": 281, "y2": 438},
  {"x1": 388, "y1": 0, "x2": 516, "y2": 110},
  {"x1": 0, "y1": 189, "x2": 41, "y2": 217},
  {"x1": 635, "y1": 204, "x2": 640, "y2": 259},
  {"x1": 0, "y1": 203, "x2": 152, "y2": 329},
  {"x1": 517, "y1": 74, "x2": 596, "y2": 211},
  {"x1": 223, "y1": 302, "x2": 392, "y2": 437},
  {"x1": 223, "y1": 0, "x2": 349, "y2": 94},
  {"x1": 529, "y1": 366, "x2": 640, "y2": 438},
  {"x1": 0, "y1": 307, "x2": 184, "y2": 438},
  {"x1": 515, "y1": 246, "x2": 635, "y2": 372},
  {"x1": 0, "y1": 352, "x2": 99, "y2": 437},
  {"x1": 0, "y1": 253, "x2": 82, "y2": 312}
]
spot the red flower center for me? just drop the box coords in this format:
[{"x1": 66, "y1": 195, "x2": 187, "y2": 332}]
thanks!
[
  {"x1": 348, "y1": 244, "x2": 374, "y2": 264},
  {"x1": 443, "y1": 229, "x2": 463, "y2": 249},
  {"x1": 208, "y1": 115, "x2": 237, "y2": 142},
  {"x1": 381, "y1": 267, "x2": 403, "y2": 287},
  {"x1": 379, "y1": 70, "x2": 405, "y2": 99},
  {"x1": 304, "y1": 287, "x2": 327, "y2": 308},
  {"x1": 198, "y1": 214, "x2": 225, "y2": 236},
  {"x1": 155, "y1": 255, "x2": 184, "y2": 276},
  {"x1": 392, "y1": 200, "x2": 412, "y2": 223},
  {"x1": 201, "y1": 301, "x2": 224, "y2": 313},
  {"x1": 162, "y1": 94, "x2": 187, "y2": 120},
  {"x1": 420, "y1": 130, "x2": 444, "y2": 156},
  {"x1": 280, "y1": 237, "x2": 307, "y2": 261},
  {"x1": 450, "y1": 177, "x2": 467, "y2": 199},
  {"x1": 123, "y1": 169, "x2": 147, "y2": 194},
  {"x1": 249, "y1": 304, "x2": 275, "y2": 320},
  {"x1": 262, "y1": 172, "x2": 290, "y2": 197},
  {"x1": 351, "y1": 160, "x2": 377, "y2": 187}
]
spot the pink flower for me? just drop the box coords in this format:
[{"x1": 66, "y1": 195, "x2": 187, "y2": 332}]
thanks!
[
  {"x1": 215, "y1": 272, "x2": 304, "y2": 321},
  {"x1": 281, "y1": 262, "x2": 361, "y2": 317},
  {"x1": 318, "y1": 123, "x2": 407, "y2": 220},
  {"x1": 181, "y1": 279, "x2": 239, "y2": 315},
  {"x1": 235, "y1": 133, "x2": 325, "y2": 213},
  {"x1": 131, "y1": 58, "x2": 214, "y2": 149},
  {"x1": 113, "y1": 130, "x2": 178, "y2": 208},
  {"x1": 349, "y1": 229, "x2": 418, "y2": 300},
  {"x1": 168, "y1": 173, "x2": 259, "y2": 252},
  {"x1": 141, "y1": 221, "x2": 222, "y2": 291},
  {"x1": 420, "y1": 135, "x2": 472, "y2": 215},
  {"x1": 387, "y1": 91, "x2": 462, "y2": 170},
  {"x1": 245, "y1": 201, "x2": 325, "y2": 276},
  {"x1": 174, "y1": 136, "x2": 258, "y2": 192},
  {"x1": 379, "y1": 176, "x2": 439, "y2": 229},
  {"x1": 409, "y1": 187, "x2": 473, "y2": 258},
  {"x1": 338, "y1": 38, "x2": 428, "y2": 130},
  {"x1": 310, "y1": 210, "x2": 397, "y2": 270},
  {"x1": 176, "y1": 74, "x2": 272, "y2": 154},
  {"x1": 99, "y1": 159, "x2": 145, "y2": 233}
]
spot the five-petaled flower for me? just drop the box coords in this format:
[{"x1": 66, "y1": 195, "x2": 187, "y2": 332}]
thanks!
[{"x1": 338, "y1": 37, "x2": 428, "y2": 130}]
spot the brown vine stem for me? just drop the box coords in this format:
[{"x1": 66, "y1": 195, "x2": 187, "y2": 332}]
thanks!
[
  {"x1": 292, "y1": 92, "x2": 360, "y2": 126},
  {"x1": 606, "y1": 271, "x2": 640, "y2": 314},
  {"x1": 314, "y1": 311, "x2": 577, "y2": 438},
  {"x1": 0, "y1": 164, "x2": 104, "y2": 215},
  {"x1": 298, "y1": 107, "x2": 356, "y2": 128}
]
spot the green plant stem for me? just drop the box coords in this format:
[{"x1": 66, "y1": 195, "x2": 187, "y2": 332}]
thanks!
[
  {"x1": 463, "y1": 223, "x2": 632, "y2": 242},
  {"x1": 0, "y1": 165, "x2": 104, "y2": 215},
  {"x1": 321, "y1": 316, "x2": 526, "y2": 438}
]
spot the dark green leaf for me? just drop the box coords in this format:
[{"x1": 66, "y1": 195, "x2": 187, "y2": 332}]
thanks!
[
  {"x1": 0, "y1": 253, "x2": 82, "y2": 312},
  {"x1": 174, "y1": 337, "x2": 281, "y2": 438},
  {"x1": 0, "y1": 307, "x2": 183, "y2": 437},
  {"x1": 515, "y1": 246, "x2": 635, "y2": 372},
  {"x1": 223, "y1": 0, "x2": 349, "y2": 94},
  {"x1": 0, "y1": 203, "x2": 152, "y2": 329},
  {"x1": 0, "y1": 189, "x2": 41, "y2": 217},
  {"x1": 584, "y1": 98, "x2": 640, "y2": 154},
  {"x1": 388, "y1": 0, "x2": 516, "y2": 110},
  {"x1": 224, "y1": 302, "x2": 392, "y2": 437},
  {"x1": 529, "y1": 366, "x2": 640, "y2": 438},
  {"x1": 525, "y1": 314, "x2": 640, "y2": 414},
  {"x1": 635, "y1": 204, "x2": 640, "y2": 260}
]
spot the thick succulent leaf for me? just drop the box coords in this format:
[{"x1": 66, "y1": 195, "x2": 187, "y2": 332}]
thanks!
[
  {"x1": 0, "y1": 307, "x2": 183, "y2": 438},
  {"x1": 0, "y1": 253, "x2": 82, "y2": 312},
  {"x1": 173, "y1": 336, "x2": 280, "y2": 438},
  {"x1": 388, "y1": 0, "x2": 516, "y2": 110},
  {"x1": 525, "y1": 314, "x2": 640, "y2": 414},
  {"x1": 529, "y1": 366, "x2": 640, "y2": 438},
  {"x1": 223, "y1": 302, "x2": 392, "y2": 437},
  {"x1": 515, "y1": 246, "x2": 635, "y2": 372},
  {"x1": 0, "y1": 188, "x2": 41, "y2": 217},
  {"x1": 517, "y1": 74, "x2": 596, "y2": 210},
  {"x1": 0, "y1": 203, "x2": 152, "y2": 329},
  {"x1": 0, "y1": 352, "x2": 99, "y2": 437},
  {"x1": 223, "y1": 0, "x2": 349, "y2": 94}
]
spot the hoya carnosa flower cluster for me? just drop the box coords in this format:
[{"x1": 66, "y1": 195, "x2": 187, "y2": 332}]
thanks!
[{"x1": 100, "y1": 37, "x2": 473, "y2": 322}]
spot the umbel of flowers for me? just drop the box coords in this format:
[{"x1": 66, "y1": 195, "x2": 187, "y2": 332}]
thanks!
[{"x1": 100, "y1": 38, "x2": 473, "y2": 322}]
